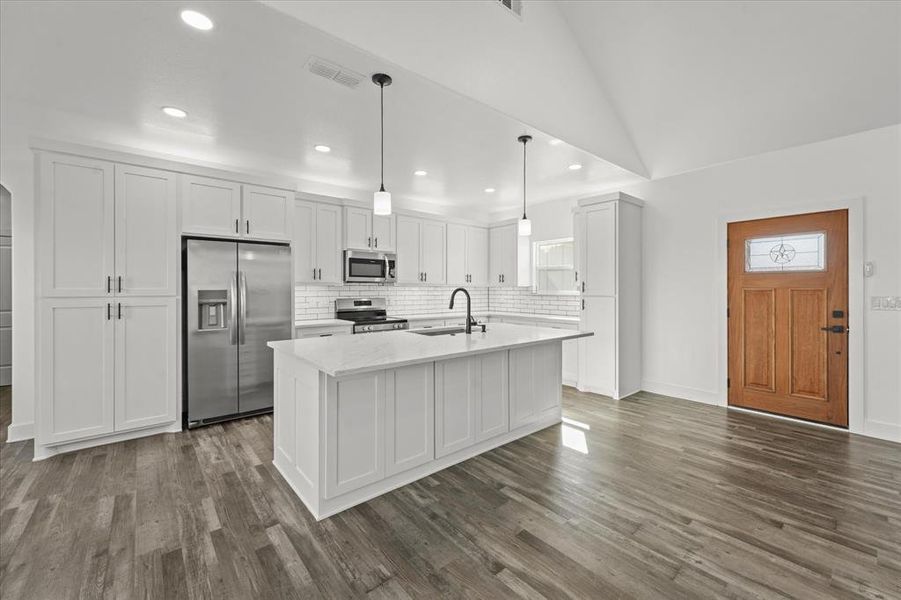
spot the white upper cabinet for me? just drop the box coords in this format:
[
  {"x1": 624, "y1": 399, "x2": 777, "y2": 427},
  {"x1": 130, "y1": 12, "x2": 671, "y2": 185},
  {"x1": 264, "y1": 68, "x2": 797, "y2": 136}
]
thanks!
[
  {"x1": 371, "y1": 214, "x2": 395, "y2": 251},
  {"x1": 294, "y1": 200, "x2": 342, "y2": 284},
  {"x1": 582, "y1": 203, "x2": 616, "y2": 296},
  {"x1": 489, "y1": 224, "x2": 518, "y2": 287},
  {"x1": 114, "y1": 165, "x2": 177, "y2": 296},
  {"x1": 114, "y1": 297, "x2": 177, "y2": 432},
  {"x1": 447, "y1": 224, "x2": 488, "y2": 286},
  {"x1": 344, "y1": 206, "x2": 371, "y2": 249},
  {"x1": 446, "y1": 224, "x2": 467, "y2": 285},
  {"x1": 182, "y1": 176, "x2": 292, "y2": 242},
  {"x1": 40, "y1": 154, "x2": 115, "y2": 297},
  {"x1": 395, "y1": 215, "x2": 422, "y2": 284},
  {"x1": 242, "y1": 185, "x2": 292, "y2": 242},
  {"x1": 421, "y1": 219, "x2": 446, "y2": 285},
  {"x1": 396, "y1": 215, "x2": 445, "y2": 284},
  {"x1": 181, "y1": 175, "x2": 242, "y2": 238},
  {"x1": 344, "y1": 207, "x2": 396, "y2": 251}
]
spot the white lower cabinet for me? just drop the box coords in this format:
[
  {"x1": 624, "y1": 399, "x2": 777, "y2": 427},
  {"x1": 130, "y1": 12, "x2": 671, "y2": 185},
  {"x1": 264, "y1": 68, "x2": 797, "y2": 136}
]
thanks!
[
  {"x1": 510, "y1": 342, "x2": 562, "y2": 429},
  {"x1": 40, "y1": 297, "x2": 177, "y2": 445},
  {"x1": 435, "y1": 357, "x2": 478, "y2": 458},
  {"x1": 385, "y1": 364, "x2": 435, "y2": 476},
  {"x1": 476, "y1": 351, "x2": 509, "y2": 441},
  {"x1": 325, "y1": 371, "x2": 386, "y2": 498},
  {"x1": 114, "y1": 298, "x2": 178, "y2": 432}
]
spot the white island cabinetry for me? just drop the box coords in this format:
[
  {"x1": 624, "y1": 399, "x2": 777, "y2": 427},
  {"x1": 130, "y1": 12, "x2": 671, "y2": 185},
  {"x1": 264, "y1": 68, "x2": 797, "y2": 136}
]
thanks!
[{"x1": 269, "y1": 323, "x2": 589, "y2": 520}]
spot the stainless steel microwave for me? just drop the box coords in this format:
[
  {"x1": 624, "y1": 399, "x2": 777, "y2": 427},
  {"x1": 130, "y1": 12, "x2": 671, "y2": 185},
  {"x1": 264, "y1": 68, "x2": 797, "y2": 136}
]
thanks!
[{"x1": 344, "y1": 250, "x2": 396, "y2": 283}]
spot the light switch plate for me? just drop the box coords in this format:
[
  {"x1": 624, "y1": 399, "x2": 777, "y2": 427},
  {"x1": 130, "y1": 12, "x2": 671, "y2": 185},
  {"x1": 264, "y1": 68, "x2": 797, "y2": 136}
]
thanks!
[{"x1": 864, "y1": 262, "x2": 875, "y2": 277}]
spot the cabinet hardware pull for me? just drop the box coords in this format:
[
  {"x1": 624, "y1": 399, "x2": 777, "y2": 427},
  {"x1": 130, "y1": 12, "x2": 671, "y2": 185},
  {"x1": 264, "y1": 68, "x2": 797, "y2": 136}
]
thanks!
[
  {"x1": 117, "y1": 276, "x2": 122, "y2": 293},
  {"x1": 582, "y1": 281, "x2": 585, "y2": 292},
  {"x1": 235, "y1": 218, "x2": 239, "y2": 233},
  {"x1": 246, "y1": 220, "x2": 250, "y2": 234},
  {"x1": 107, "y1": 303, "x2": 111, "y2": 320},
  {"x1": 374, "y1": 237, "x2": 378, "y2": 248},
  {"x1": 575, "y1": 271, "x2": 579, "y2": 282},
  {"x1": 117, "y1": 303, "x2": 122, "y2": 319},
  {"x1": 368, "y1": 236, "x2": 371, "y2": 247},
  {"x1": 582, "y1": 299, "x2": 585, "y2": 310},
  {"x1": 318, "y1": 268, "x2": 321, "y2": 280},
  {"x1": 312, "y1": 268, "x2": 317, "y2": 280},
  {"x1": 107, "y1": 276, "x2": 112, "y2": 294}
]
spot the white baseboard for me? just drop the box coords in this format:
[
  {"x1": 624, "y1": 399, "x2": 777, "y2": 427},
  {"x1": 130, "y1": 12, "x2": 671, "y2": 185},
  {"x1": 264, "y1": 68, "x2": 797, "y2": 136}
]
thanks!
[
  {"x1": 6, "y1": 420, "x2": 34, "y2": 442},
  {"x1": 641, "y1": 380, "x2": 722, "y2": 406},
  {"x1": 863, "y1": 419, "x2": 901, "y2": 443}
]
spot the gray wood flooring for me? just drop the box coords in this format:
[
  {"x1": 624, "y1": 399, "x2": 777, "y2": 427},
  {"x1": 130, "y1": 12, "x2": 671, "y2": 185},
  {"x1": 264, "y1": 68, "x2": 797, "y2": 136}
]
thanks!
[{"x1": 1, "y1": 385, "x2": 899, "y2": 599}]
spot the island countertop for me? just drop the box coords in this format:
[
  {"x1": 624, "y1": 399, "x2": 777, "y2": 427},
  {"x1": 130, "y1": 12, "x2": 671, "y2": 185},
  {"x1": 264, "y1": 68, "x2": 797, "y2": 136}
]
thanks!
[{"x1": 268, "y1": 323, "x2": 592, "y2": 377}]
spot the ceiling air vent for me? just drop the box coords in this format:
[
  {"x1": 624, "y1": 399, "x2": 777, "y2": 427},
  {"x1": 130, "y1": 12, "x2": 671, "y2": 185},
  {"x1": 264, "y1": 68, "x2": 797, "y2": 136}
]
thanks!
[
  {"x1": 497, "y1": 0, "x2": 522, "y2": 17},
  {"x1": 305, "y1": 56, "x2": 365, "y2": 89}
]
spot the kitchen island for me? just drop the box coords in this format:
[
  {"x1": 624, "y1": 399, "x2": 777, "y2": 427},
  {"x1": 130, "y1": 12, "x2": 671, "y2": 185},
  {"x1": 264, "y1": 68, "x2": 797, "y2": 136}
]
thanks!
[{"x1": 267, "y1": 323, "x2": 592, "y2": 520}]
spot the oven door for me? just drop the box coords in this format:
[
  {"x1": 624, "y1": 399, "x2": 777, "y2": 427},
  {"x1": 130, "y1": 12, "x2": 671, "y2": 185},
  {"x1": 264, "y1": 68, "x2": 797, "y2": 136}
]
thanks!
[{"x1": 344, "y1": 251, "x2": 389, "y2": 283}]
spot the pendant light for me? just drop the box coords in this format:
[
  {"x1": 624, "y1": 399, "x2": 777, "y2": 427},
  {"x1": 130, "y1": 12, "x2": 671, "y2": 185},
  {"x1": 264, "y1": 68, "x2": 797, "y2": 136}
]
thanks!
[
  {"x1": 372, "y1": 73, "x2": 393, "y2": 216},
  {"x1": 517, "y1": 134, "x2": 532, "y2": 236}
]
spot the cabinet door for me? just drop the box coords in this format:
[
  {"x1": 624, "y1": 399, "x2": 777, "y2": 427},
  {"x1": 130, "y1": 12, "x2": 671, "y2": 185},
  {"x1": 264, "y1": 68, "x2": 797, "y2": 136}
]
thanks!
[
  {"x1": 243, "y1": 185, "x2": 292, "y2": 242},
  {"x1": 114, "y1": 165, "x2": 177, "y2": 296},
  {"x1": 489, "y1": 225, "x2": 515, "y2": 287},
  {"x1": 435, "y1": 356, "x2": 478, "y2": 458},
  {"x1": 40, "y1": 154, "x2": 114, "y2": 297},
  {"x1": 181, "y1": 175, "x2": 241, "y2": 238},
  {"x1": 509, "y1": 346, "x2": 536, "y2": 429},
  {"x1": 420, "y1": 219, "x2": 446, "y2": 284},
  {"x1": 315, "y1": 204, "x2": 343, "y2": 283},
  {"x1": 446, "y1": 223, "x2": 467, "y2": 285},
  {"x1": 476, "y1": 352, "x2": 508, "y2": 441},
  {"x1": 579, "y1": 296, "x2": 615, "y2": 395},
  {"x1": 467, "y1": 227, "x2": 489, "y2": 286},
  {"x1": 385, "y1": 364, "x2": 435, "y2": 476},
  {"x1": 325, "y1": 372, "x2": 385, "y2": 498},
  {"x1": 344, "y1": 206, "x2": 372, "y2": 249},
  {"x1": 583, "y1": 204, "x2": 616, "y2": 296},
  {"x1": 114, "y1": 297, "x2": 177, "y2": 432},
  {"x1": 293, "y1": 200, "x2": 317, "y2": 283},
  {"x1": 371, "y1": 214, "x2": 395, "y2": 251},
  {"x1": 395, "y1": 215, "x2": 422, "y2": 283},
  {"x1": 40, "y1": 298, "x2": 114, "y2": 443}
]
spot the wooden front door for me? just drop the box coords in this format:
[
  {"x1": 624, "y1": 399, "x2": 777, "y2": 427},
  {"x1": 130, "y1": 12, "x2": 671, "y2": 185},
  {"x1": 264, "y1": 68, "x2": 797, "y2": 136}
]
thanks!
[{"x1": 727, "y1": 210, "x2": 848, "y2": 426}]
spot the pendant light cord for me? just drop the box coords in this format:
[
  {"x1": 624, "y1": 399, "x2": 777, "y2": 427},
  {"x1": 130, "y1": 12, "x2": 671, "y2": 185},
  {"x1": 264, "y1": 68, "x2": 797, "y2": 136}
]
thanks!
[{"x1": 379, "y1": 81, "x2": 385, "y2": 193}]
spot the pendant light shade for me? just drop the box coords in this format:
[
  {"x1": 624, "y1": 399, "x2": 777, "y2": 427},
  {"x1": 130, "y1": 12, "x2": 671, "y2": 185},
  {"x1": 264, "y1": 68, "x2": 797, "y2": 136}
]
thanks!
[
  {"x1": 372, "y1": 73, "x2": 392, "y2": 215},
  {"x1": 518, "y1": 134, "x2": 532, "y2": 237}
]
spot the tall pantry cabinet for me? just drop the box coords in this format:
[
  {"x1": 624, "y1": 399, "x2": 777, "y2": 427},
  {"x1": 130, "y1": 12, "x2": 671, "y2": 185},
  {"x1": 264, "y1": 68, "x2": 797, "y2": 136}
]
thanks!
[
  {"x1": 575, "y1": 193, "x2": 643, "y2": 399},
  {"x1": 37, "y1": 153, "x2": 178, "y2": 450}
]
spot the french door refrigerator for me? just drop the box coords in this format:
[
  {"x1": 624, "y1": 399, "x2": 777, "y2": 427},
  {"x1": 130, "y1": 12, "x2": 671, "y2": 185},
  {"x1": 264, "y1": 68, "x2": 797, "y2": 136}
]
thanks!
[{"x1": 184, "y1": 238, "x2": 292, "y2": 428}]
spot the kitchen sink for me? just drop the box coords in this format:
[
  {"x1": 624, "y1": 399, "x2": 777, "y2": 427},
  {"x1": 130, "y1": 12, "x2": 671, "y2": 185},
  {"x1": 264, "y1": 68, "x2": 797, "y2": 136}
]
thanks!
[{"x1": 408, "y1": 327, "x2": 467, "y2": 336}]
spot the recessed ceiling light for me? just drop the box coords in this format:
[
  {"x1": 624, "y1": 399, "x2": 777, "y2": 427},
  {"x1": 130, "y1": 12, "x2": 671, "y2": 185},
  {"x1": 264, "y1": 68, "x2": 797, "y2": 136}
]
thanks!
[
  {"x1": 568, "y1": 163, "x2": 583, "y2": 170},
  {"x1": 549, "y1": 139, "x2": 563, "y2": 146},
  {"x1": 162, "y1": 106, "x2": 187, "y2": 118},
  {"x1": 181, "y1": 10, "x2": 214, "y2": 31},
  {"x1": 484, "y1": 187, "x2": 496, "y2": 193},
  {"x1": 314, "y1": 145, "x2": 331, "y2": 153},
  {"x1": 414, "y1": 170, "x2": 428, "y2": 177}
]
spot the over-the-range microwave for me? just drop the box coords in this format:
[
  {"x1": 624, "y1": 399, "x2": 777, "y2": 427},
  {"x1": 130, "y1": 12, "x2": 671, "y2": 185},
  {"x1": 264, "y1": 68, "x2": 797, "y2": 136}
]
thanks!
[{"x1": 344, "y1": 249, "x2": 396, "y2": 283}]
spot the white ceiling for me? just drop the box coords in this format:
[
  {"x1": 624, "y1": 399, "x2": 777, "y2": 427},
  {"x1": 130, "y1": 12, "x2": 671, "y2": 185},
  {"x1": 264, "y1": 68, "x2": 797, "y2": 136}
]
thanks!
[
  {"x1": 0, "y1": 0, "x2": 641, "y2": 222},
  {"x1": 559, "y1": 0, "x2": 901, "y2": 178}
]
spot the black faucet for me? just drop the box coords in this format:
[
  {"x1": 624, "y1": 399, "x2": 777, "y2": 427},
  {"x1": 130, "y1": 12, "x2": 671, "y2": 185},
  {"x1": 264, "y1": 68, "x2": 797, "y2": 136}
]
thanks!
[{"x1": 448, "y1": 287, "x2": 480, "y2": 334}]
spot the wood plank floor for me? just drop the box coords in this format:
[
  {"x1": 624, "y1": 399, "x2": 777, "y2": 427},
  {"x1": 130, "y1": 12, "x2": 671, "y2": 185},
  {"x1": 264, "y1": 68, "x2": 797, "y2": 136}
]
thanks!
[{"x1": 1, "y1": 384, "x2": 899, "y2": 599}]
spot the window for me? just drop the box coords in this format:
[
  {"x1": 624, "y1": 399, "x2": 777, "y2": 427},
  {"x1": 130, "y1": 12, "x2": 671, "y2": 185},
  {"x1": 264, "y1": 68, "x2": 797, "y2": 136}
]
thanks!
[
  {"x1": 745, "y1": 232, "x2": 826, "y2": 272},
  {"x1": 533, "y1": 238, "x2": 577, "y2": 294}
]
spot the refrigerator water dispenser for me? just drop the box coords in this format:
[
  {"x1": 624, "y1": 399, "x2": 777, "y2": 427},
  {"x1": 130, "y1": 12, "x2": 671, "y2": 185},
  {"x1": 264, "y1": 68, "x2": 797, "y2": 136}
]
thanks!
[{"x1": 197, "y1": 290, "x2": 228, "y2": 330}]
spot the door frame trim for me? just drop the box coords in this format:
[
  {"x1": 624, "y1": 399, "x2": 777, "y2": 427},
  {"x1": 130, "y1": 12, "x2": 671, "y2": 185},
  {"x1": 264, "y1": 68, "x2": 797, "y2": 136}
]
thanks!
[{"x1": 716, "y1": 196, "x2": 864, "y2": 434}]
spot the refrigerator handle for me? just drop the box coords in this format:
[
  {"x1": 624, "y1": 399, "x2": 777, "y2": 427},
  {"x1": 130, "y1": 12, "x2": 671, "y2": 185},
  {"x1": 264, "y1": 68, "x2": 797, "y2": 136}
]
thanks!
[
  {"x1": 228, "y1": 272, "x2": 238, "y2": 345},
  {"x1": 238, "y1": 270, "x2": 247, "y2": 345}
]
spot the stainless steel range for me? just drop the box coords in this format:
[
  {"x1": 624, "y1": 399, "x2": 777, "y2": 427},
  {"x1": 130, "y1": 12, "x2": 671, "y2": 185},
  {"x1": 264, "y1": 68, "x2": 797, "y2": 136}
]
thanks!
[{"x1": 335, "y1": 297, "x2": 409, "y2": 334}]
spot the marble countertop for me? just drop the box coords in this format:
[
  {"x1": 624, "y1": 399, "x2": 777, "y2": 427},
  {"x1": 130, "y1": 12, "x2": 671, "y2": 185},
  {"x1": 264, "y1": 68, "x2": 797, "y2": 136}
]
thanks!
[
  {"x1": 400, "y1": 311, "x2": 488, "y2": 322},
  {"x1": 489, "y1": 312, "x2": 579, "y2": 324},
  {"x1": 269, "y1": 323, "x2": 592, "y2": 377},
  {"x1": 294, "y1": 319, "x2": 354, "y2": 329}
]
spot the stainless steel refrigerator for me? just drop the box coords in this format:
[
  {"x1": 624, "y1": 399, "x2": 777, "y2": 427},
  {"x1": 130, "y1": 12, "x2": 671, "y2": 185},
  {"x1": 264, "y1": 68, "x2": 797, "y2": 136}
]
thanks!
[{"x1": 184, "y1": 238, "x2": 292, "y2": 428}]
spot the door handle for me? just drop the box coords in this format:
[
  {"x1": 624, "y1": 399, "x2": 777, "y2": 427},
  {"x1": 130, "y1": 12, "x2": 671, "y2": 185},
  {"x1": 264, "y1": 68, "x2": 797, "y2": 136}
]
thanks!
[
  {"x1": 820, "y1": 325, "x2": 848, "y2": 333},
  {"x1": 238, "y1": 271, "x2": 247, "y2": 345},
  {"x1": 227, "y1": 272, "x2": 238, "y2": 345}
]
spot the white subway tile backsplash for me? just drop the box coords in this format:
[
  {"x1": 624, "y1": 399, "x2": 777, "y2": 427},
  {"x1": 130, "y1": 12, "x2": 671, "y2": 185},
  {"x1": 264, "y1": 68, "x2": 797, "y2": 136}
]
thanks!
[{"x1": 295, "y1": 284, "x2": 580, "y2": 321}]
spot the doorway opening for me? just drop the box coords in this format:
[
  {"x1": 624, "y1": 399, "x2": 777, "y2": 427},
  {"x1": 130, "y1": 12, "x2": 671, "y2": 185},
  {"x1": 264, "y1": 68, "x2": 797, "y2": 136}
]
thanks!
[
  {"x1": 727, "y1": 209, "x2": 849, "y2": 427},
  {"x1": 1, "y1": 184, "x2": 12, "y2": 440}
]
